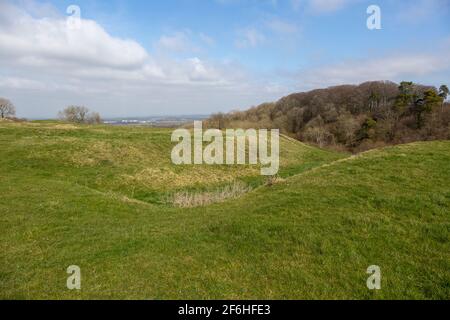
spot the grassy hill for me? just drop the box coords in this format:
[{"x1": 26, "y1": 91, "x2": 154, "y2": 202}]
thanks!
[{"x1": 0, "y1": 121, "x2": 449, "y2": 299}]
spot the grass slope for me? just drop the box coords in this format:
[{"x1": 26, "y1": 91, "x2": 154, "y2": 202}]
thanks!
[
  {"x1": 0, "y1": 122, "x2": 449, "y2": 299},
  {"x1": 0, "y1": 122, "x2": 342, "y2": 204}
]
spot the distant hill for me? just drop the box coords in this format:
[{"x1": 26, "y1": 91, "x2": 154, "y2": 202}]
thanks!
[
  {"x1": 103, "y1": 115, "x2": 208, "y2": 127},
  {"x1": 207, "y1": 81, "x2": 450, "y2": 152}
]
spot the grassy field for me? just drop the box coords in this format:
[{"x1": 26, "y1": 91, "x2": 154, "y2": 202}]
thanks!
[{"x1": 0, "y1": 121, "x2": 449, "y2": 299}]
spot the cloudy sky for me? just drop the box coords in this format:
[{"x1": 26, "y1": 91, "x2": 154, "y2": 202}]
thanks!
[{"x1": 0, "y1": 0, "x2": 449, "y2": 118}]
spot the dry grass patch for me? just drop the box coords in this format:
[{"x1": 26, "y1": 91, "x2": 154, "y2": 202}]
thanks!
[
  {"x1": 264, "y1": 175, "x2": 286, "y2": 186},
  {"x1": 71, "y1": 142, "x2": 147, "y2": 167},
  {"x1": 122, "y1": 166, "x2": 259, "y2": 190},
  {"x1": 170, "y1": 181, "x2": 252, "y2": 208},
  {"x1": 49, "y1": 124, "x2": 80, "y2": 130}
]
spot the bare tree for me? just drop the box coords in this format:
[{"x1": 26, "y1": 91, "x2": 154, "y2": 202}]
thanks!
[
  {"x1": 210, "y1": 112, "x2": 227, "y2": 129},
  {"x1": 0, "y1": 98, "x2": 16, "y2": 119},
  {"x1": 303, "y1": 126, "x2": 333, "y2": 148},
  {"x1": 58, "y1": 106, "x2": 101, "y2": 124},
  {"x1": 86, "y1": 112, "x2": 102, "y2": 124}
]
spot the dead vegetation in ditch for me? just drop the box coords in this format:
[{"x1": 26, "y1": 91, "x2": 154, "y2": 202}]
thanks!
[{"x1": 170, "y1": 181, "x2": 252, "y2": 208}]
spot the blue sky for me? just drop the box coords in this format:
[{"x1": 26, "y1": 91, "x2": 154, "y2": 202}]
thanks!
[
  {"x1": 0, "y1": 0, "x2": 449, "y2": 118},
  {"x1": 46, "y1": 0, "x2": 450, "y2": 70}
]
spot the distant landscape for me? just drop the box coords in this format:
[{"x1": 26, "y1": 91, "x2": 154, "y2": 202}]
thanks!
[
  {"x1": 1, "y1": 80, "x2": 449, "y2": 299},
  {"x1": 102, "y1": 115, "x2": 208, "y2": 127},
  {"x1": 1, "y1": 0, "x2": 449, "y2": 302},
  {"x1": 207, "y1": 81, "x2": 450, "y2": 153}
]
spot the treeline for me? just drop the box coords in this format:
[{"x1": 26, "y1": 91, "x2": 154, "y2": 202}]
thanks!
[
  {"x1": 0, "y1": 99, "x2": 103, "y2": 125},
  {"x1": 206, "y1": 81, "x2": 450, "y2": 152}
]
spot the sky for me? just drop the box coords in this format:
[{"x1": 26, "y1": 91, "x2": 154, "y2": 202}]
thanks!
[{"x1": 0, "y1": 0, "x2": 449, "y2": 118}]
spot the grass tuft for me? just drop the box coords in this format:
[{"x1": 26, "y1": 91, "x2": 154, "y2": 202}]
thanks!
[{"x1": 171, "y1": 181, "x2": 252, "y2": 208}]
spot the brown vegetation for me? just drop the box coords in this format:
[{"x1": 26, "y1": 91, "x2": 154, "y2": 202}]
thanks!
[
  {"x1": 206, "y1": 81, "x2": 450, "y2": 152},
  {"x1": 58, "y1": 105, "x2": 102, "y2": 124},
  {"x1": 0, "y1": 98, "x2": 16, "y2": 119},
  {"x1": 171, "y1": 181, "x2": 252, "y2": 208}
]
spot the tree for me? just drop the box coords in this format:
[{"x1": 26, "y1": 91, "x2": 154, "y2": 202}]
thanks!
[
  {"x1": 412, "y1": 90, "x2": 443, "y2": 128},
  {"x1": 0, "y1": 98, "x2": 16, "y2": 119},
  {"x1": 86, "y1": 112, "x2": 102, "y2": 124},
  {"x1": 357, "y1": 118, "x2": 377, "y2": 141},
  {"x1": 394, "y1": 81, "x2": 414, "y2": 113},
  {"x1": 368, "y1": 91, "x2": 381, "y2": 111},
  {"x1": 439, "y1": 85, "x2": 449, "y2": 112},
  {"x1": 206, "y1": 80, "x2": 449, "y2": 152},
  {"x1": 303, "y1": 126, "x2": 330, "y2": 148},
  {"x1": 423, "y1": 90, "x2": 443, "y2": 112},
  {"x1": 439, "y1": 85, "x2": 449, "y2": 100},
  {"x1": 334, "y1": 113, "x2": 359, "y2": 145},
  {"x1": 58, "y1": 106, "x2": 101, "y2": 124},
  {"x1": 210, "y1": 112, "x2": 227, "y2": 130}
]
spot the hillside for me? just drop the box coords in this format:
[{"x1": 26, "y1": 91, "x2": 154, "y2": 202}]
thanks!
[
  {"x1": 207, "y1": 81, "x2": 450, "y2": 152},
  {"x1": 0, "y1": 121, "x2": 343, "y2": 204},
  {"x1": 0, "y1": 122, "x2": 449, "y2": 299}
]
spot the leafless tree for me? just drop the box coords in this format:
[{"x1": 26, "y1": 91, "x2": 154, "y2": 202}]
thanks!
[
  {"x1": 86, "y1": 112, "x2": 102, "y2": 124},
  {"x1": 58, "y1": 106, "x2": 102, "y2": 124},
  {"x1": 0, "y1": 98, "x2": 16, "y2": 119},
  {"x1": 206, "y1": 80, "x2": 450, "y2": 152},
  {"x1": 210, "y1": 112, "x2": 227, "y2": 129}
]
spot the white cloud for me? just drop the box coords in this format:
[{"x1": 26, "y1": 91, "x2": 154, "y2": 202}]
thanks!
[
  {"x1": 0, "y1": 2, "x2": 246, "y2": 86},
  {"x1": 291, "y1": 0, "x2": 354, "y2": 13},
  {"x1": 0, "y1": 3, "x2": 148, "y2": 70},
  {"x1": 265, "y1": 18, "x2": 299, "y2": 34},
  {"x1": 291, "y1": 0, "x2": 303, "y2": 11},
  {"x1": 235, "y1": 18, "x2": 300, "y2": 50},
  {"x1": 2, "y1": 0, "x2": 447, "y2": 119},
  {"x1": 296, "y1": 52, "x2": 450, "y2": 89},
  {"x1": 155, "y1": 31, "x2": 200, "y2": 54},
  {"x1": 199, "y1": 33, "x2": 216, "y2": 46},
  {"x1": 0, "y1": 1, "x2": 285, "y2": 118},
  {"x1": 0, "y1": 77, "x2": 46, "y2": 90},
  {"x1": 397, "y1": 0, "x2": 450, "y2": 24},
  {"x1": 235, "y1": 27, "x2": 266, "y2": 48},
  {"x1": 309, "y1": 0, "x2": 351, "y2": 12}
]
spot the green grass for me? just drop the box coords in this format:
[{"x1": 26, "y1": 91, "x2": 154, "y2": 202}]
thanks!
[{"x1": 0, "y1": 121, "x2": 449, "y2": 299}]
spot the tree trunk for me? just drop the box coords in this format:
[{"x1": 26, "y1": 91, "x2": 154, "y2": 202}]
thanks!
[{"x1": 416, "y1": 112, "x2": 423, "y2": 129}]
